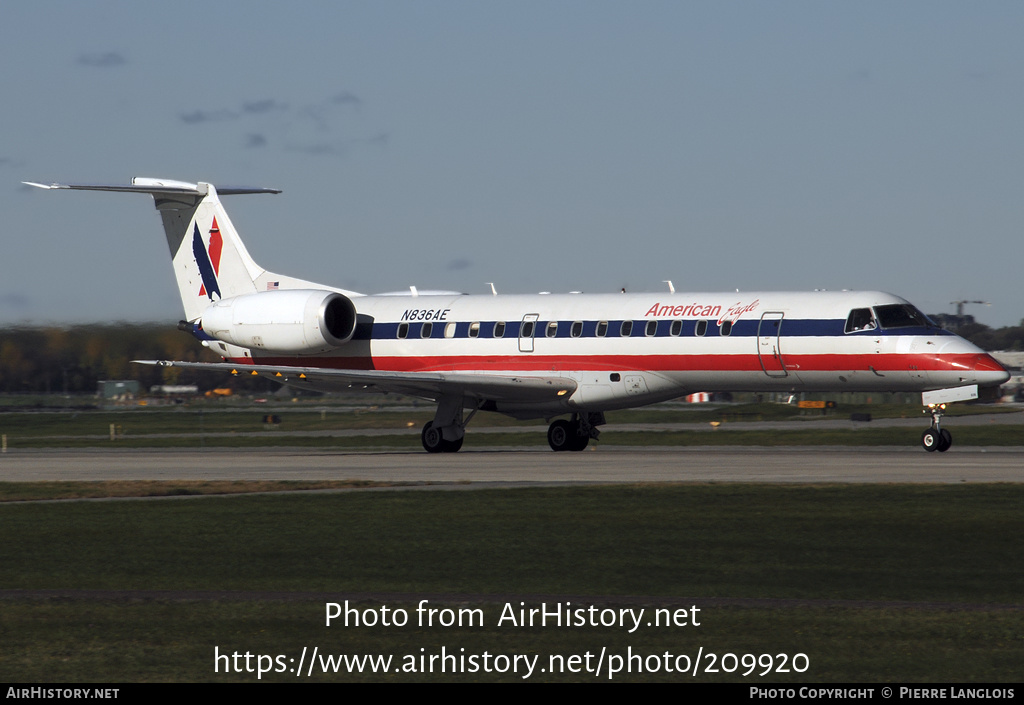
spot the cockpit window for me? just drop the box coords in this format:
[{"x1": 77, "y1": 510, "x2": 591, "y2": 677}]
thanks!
[
  {"x1": 873, "y1": 304, "x2": 933, "y2": 330},
  {"x1": 844, "y1": 308, "x2": 876, "y2": 333}
]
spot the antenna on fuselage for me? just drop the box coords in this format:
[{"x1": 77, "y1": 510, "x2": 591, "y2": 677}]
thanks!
[
  {"x1": 487, "y1": 283, "x2": 497, "y2": 296},
  {"x1": 663, "y1": 280, "x2": 675, "y2": 294}
]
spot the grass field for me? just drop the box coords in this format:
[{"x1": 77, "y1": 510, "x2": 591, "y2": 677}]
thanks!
[
  {"x1": 1, "y1": 484, "x2": 1022, "y2": 682},
  {"x1": 0, "y1": 400, "x2": 1019, "y2": 449}
]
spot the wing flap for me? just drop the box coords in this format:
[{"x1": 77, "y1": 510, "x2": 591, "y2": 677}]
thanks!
[{"x1": 134, "y1": 360, "x2": 577, "y2": 403}]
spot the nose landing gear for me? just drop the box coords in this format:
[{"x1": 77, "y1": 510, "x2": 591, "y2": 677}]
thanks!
[
  {"x1": 921, "y1": 403, "x2": 952, "y2": 452},
  {"x1": 919, "y1": 385, "x2": 980, "y2": 454}
]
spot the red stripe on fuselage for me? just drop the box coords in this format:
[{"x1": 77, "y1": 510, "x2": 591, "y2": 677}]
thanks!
[{"x1": 225, "y1": 352, "x2": 986, "y2": 374}]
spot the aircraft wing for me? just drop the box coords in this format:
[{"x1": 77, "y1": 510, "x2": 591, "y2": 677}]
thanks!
[{"x1": 134, "y1": 360, "x2": 577, "y2": 404}]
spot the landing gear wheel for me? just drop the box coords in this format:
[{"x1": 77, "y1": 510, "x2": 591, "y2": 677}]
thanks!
[
  {"x1": 422, "y1": 421, "x2": 464, "y2": 453},
  {"x1": 922, "y1": 403, "x2": 955, "y2": 454},
  {"x1": 569, "y1": 428, "x2": 590, "y2": 451},
  {"x1": 422, "y1": 421, "x2": 445, "y2": 453},
  {"x1": 547, "y1": 420, "x2": 573, "y2": 452},
  {"x1": 921, "y1": 429, "x2": 939, "y2": 452}
]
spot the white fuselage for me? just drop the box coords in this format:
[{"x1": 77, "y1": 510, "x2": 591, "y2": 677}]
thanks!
[{"x1": 211, "y1": 289, "x2": 1005, "y2": 417}]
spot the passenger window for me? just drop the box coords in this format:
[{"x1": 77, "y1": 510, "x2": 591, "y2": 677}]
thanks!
[
  {"x1": 521, "y1": 320, "x2": 535, "y2": 338},
  {"x1": 620, "y1": 320, "x2": 633, "y2": 337},
  {"x1": 421, "y1": 322, "x2": 433, "y2": 338},
  {"x1": 695, "y1": 320, "x2": 708, "y2": 337},
  {"x1": 444, "y1": 322, "x2": 457, "y2": 339},
  {"x1": 571, "y1": 321, "x2": 583, "y2": 338},
  {"x1": 645, "y1": 320, "x2": 658, "y2": 337},
  {"x1": 596, "y1": 321, "x2": 608, "y2": 337},
  {"x1": 720, "y1": 320, "x2": 732, "y2": 336},
  {"x1": 670, "y1": 320, "x2": 682, "y2": 336},
  {"x1": 546, "y1": 321, "x2": 558, "y2": 338},
  {"x1": 469, "y1": 322, "x2": 480, "y2": 338},
  {"x1": 845, "y1": 308, "x2": 877, "y2": 333},
  {"x1": 397, "y1": 322, "x2": 409, "y2": 339},
  {"x1": 494, "y1": 321, "x2": 506, "y2": 338}
]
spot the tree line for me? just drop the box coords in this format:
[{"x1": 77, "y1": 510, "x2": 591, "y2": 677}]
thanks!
[
  {"x1": 0, "y1": 324, "x2": 238, "y2": 394},
  {"x1": 953, "y1": 321, "x2": 1024, "y2": 354}
]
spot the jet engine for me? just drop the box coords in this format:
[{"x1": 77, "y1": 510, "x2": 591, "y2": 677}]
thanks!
[{"x1": 199, "y1": 289, "x2": 358, "y2": 354}]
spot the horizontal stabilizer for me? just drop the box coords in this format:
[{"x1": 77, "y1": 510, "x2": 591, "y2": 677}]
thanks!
[{"x1": 23, "y1": 178, "x2": 280, "y2": 196}]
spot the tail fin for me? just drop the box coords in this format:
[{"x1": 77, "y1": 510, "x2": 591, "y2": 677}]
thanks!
[
  {"x1": 24, "y1": 177, "x2": 359, "y2": 321},
  {"x1": 156, "y1": 179, "x2": 270, "y2": 321}
]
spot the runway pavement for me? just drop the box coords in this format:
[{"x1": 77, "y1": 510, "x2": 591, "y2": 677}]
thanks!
[{"x1": 0, "y1": 446, "x2": 1021, "y2": 484}]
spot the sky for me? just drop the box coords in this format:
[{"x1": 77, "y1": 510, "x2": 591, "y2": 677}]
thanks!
[{"x1": 2, "y1": 1, "x2": 1023, "y2": 328}]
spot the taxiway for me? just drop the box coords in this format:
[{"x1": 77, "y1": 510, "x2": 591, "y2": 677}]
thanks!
[{"x1": 0, "y1": 446, "x2": 1020, "y2": 484}]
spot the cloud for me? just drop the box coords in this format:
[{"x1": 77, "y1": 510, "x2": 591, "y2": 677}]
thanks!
[
  {"x1": 242, "y1": 99, "x2": 288, "y2": 115},
  {"x1": 2, "y1": 157, "x2": 27, "y2": 175},
  {"x1": 181, "y1": 91, "x2": 361, "y2": 127},
  {"x1": 0, "y1": 293, "x2": 30, "y2": 310},
  {"x1": 179, "y1": 97, "x2": 293, "y2": 125},
  {"x1": 284, "y1": 132, "x2": 389, "y2": 158},
  {"x1": 360, "y1": 132, "x2": 390, "y2": 147},
  {"x1": 244, "y1": 133, "x2": 268, "y2": 149},
  {"x1": 330, "y1": 91, "x2": 361, "y2": 108},
  {"x1": 179, "y1": 109, "x2": 239, "y2": 124},
  {"x1": 300, "y1": 91, "x2": 363, "y2": 130},
  {"x1": 285, "y1": 142, "x2": 346, "y2": 157},
  {"x1": 77, "y1": 52, "x2": 126, "y2": 68},
  {"x1": 178, "y1": 90, "x2": 385, "y2": 158}
]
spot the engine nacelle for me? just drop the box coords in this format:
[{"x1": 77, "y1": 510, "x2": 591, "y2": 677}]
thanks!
[{"x1": 199, "y1": 290, "x2": 358, "y2": 354}]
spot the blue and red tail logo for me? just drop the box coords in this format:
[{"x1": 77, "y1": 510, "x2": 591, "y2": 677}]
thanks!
[{"x1": 192, "y1": 218, "x2": 223, "y2": 300}]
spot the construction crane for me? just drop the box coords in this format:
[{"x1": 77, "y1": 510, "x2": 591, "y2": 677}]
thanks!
[{"x1": 951, "y1": 300, "x2": 990, "y2": 316}]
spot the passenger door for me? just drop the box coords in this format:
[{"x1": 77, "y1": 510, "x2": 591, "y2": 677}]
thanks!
[
  {"x1": 519, "y1": 314, "x2": 539, "y2": 353},
  {"x1": 757, "y1": 312, "x2": 787, "y2": 377}
]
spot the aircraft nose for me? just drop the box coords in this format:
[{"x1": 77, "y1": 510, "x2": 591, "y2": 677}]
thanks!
[{"x1": 973, "y1": 353, "x2": 1010, "y2": 387}]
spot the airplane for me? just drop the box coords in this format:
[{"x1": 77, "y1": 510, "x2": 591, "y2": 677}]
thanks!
[{"x1": 26, "y1": 177, "x2": 1010, "y2": 454}]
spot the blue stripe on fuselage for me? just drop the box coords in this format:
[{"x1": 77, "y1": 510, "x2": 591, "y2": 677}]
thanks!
[{"x1": 355, "y1": 318, "x2": 951, "y2": 342}]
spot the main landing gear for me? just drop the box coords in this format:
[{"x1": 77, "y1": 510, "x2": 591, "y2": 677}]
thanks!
[
  {"x1": 421, "y1": 397, "x2": 476, "y2": 453},
  {"x1": 421, "y1": 420, "x2": 464, "y2": 453},
  {"x1": 921, "y1": 403, "x2": 952, "y2": 453},
  {"x1": 547, "y1": 412, "x2": 604, "y2": 452},
  {"x1": 419, "y1": 402, "x2": 606, "y2": 454}
]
